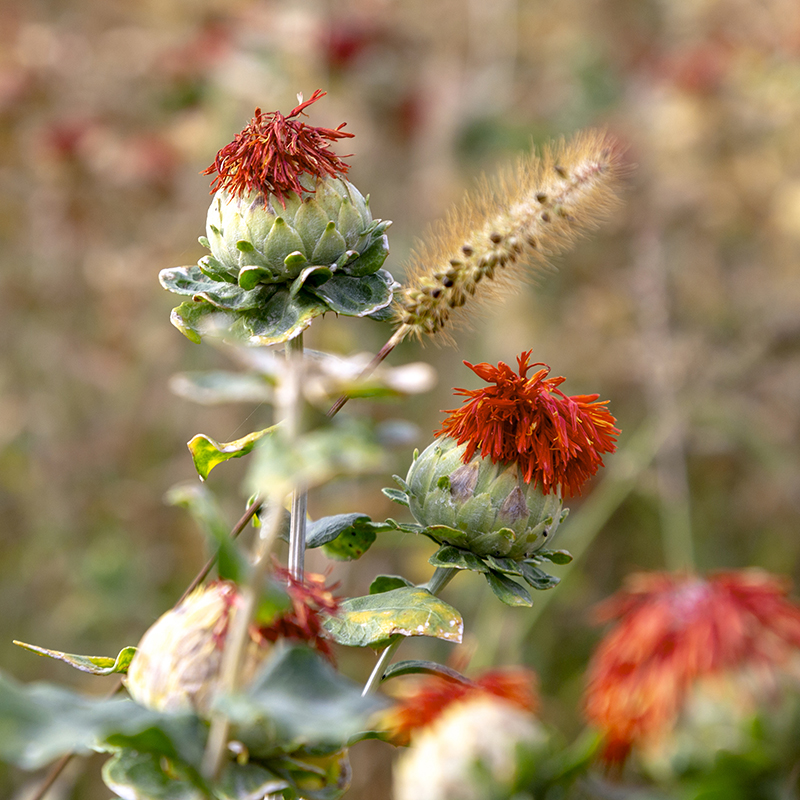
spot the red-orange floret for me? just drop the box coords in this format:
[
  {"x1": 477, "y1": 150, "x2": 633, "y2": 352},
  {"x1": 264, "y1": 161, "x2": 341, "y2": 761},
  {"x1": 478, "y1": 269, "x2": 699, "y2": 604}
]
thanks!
[
  {"x1": 203, "y1": 89, "x2": 354, "y2": 207},
  {"x1": 252, "y1": 568, "x2": 340, "y2": 661},
  {"x1": 387, "y1": 668, "x2": 538, "y2": 746},
  {"x1": 437, "y1": 351, "x2": 619, "y2": 497},
  {"x1": 584, "y1": 570, "x2": 800, "y2": 764}
]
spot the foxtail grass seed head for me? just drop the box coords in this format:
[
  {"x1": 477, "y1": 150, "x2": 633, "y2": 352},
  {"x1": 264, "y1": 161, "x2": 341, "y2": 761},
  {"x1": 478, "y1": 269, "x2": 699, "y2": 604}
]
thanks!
[{"x1": 394, "y1": 131, "x2": 624, "y2": 342}]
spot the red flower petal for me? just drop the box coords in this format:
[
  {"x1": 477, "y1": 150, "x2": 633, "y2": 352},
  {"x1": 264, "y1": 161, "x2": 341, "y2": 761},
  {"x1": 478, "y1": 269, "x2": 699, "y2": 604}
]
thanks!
[
  {"x1": 203, "y1": 90, "x2": 354, "y2": 207},
  {"x1": 437, "y1": 351, "x2": 619, "y2": 497}
]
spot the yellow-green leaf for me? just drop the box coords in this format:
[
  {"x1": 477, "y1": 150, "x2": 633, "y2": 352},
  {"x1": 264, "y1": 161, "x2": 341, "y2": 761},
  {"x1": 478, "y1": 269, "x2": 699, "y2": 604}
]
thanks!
[
  {"x1": 188, "y1": 426, "x2": 277, "y2": 481},
  {"x1": 12, "y1": 642, "x2": 137, "y2": 675}
]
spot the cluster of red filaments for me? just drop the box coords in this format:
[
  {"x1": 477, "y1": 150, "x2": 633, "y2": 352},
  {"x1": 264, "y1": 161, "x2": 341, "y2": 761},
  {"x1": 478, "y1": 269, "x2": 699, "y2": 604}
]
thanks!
[
  {"x1": 253, "y1": 567, "x2": 340, "y2": 661},
  {"x1": 203, "y1": 89, "x2": 353, "y2": 206},
  {"x1": 387, "y1": 669, "x2": 538, "y2": 745},
  {"x1": 437, "y1": 351, "x2": 619, "y2": 497},
  {"x1": 583, "y1": 570, "x2": 800, "y2": 764}
]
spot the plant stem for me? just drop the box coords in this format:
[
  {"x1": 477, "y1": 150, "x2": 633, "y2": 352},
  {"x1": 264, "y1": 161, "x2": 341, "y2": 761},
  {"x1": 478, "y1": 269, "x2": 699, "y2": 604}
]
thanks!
[
  {"x1": 201, "y1": 498, "x2": 286, "y2": 780},
  {"x1": 286, "y1": 333, "x2": 307, "y2": 581},
  {"x1": 361, "y1": 567, "x2": 457, "y2": 696}
]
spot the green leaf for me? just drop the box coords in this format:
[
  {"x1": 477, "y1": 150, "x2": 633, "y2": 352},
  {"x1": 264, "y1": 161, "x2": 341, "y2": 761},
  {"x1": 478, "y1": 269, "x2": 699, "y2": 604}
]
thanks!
[
  {"x1": 216, "y1": 645, "x2": 387, "y2": 754},
  {"x1": 369, "y1": 575, "x2": 414, "y2": 594},
  {"x1": 303, "y1": 513, "x2": 372, "y2": 548},
  {"x1": 381, "y1": 660, "x2": 471, "y2": 684},
  {"x1": 381, "y1": 487, "x2": 409, "y2": 507},
  {"x1": 0, "y1": 673, "x2": 206, "y2": 770},
  {"x1": 429, "y1": 545, "x2": 489, "y2": 573},
  {"x1": 484, "y1": 571, "x2": 533, "y2": 607},
  {"x1": 484, "y1": 554, "x2": 522, "y2": 576},
  {"x1": 169, "y1": 300, "x2": 239, "y2": 345},
  {"x1": 531, "y1": 548, "x2": 573, "y2": 565},
  {"x1": 187, "y1": 426, "x2": 277, "y2": 481},
  {"x1": 169, "y1": 370, "x2": 273, "y2": 405},
  {"x1": 102, "y1": 750, "x2": 205, "y2": 800},
  {"x1": 305, "y1": 270, "x2": 393, "y2": 317},
  {"x1": 268, "y1": 750, "x2": 351, "y2": 800},
  {"x1": 322, "y1": 587, "x2": 463, "y2": 648},
  {"x1": 519, "y1": 562, "x2": 561, "y2": 591},
  {"x1": 12, "y1": 642, "x2": 136, "y2": 676},
  {"x1": 321, "y1": 524, "x2": 376, "y2": 561},
  {"x1": 239, "y1": 288, "x2": 329, "y2": 346},
  {"x1": 164, "y1": 482, "x2": 250, "y2": 582},
  {"x1": 159, "y1": 264, "x2": 217, "y2": 296},
  {"x1": 195, "y1": 282, "x2": 275, "y2": 313},
  {"x1": 248, "y1": 420, "x2": 384, "y2": 496}
]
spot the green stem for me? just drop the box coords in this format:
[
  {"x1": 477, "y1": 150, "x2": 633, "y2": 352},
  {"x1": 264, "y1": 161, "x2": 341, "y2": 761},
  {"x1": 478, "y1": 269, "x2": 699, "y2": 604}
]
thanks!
[
  {"x1": 361, "y1": 567, "x2": 457, "y2": 696},
  {"x1": 201, "y1": 499, "x2": 286, "y2": 780},
  {"x1": 286, "y1": 333, "x2": 307, "y2": 581}
]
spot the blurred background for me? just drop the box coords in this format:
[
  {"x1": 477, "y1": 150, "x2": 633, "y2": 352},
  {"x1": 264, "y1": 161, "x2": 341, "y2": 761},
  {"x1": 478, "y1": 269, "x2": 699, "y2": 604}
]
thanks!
[{"x1": 2, "y1": 0, "x2": 800, "y2": 796}]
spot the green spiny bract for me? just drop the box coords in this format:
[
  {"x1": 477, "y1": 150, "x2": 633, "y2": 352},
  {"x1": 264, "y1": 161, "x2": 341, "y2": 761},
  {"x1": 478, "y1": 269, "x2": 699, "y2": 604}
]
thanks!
[
  {"x1": 406, "y1": 436, "x2": 565, "y2": 560},
  {"x1": 201, "y1": 176, "x2": 390, "y2": 290}
]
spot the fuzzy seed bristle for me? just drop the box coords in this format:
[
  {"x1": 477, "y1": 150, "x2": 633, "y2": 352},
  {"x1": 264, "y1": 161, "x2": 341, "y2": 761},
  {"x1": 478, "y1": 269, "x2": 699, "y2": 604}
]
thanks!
[{"x1": 393, "y1": 130, "x2": 625, "y2": 342}]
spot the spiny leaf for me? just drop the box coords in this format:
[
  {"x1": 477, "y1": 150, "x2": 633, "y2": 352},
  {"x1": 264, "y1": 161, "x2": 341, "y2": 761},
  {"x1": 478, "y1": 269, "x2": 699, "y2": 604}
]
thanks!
[{"x1": 12, "y1": 643, "x2": 136, "y2": 676}]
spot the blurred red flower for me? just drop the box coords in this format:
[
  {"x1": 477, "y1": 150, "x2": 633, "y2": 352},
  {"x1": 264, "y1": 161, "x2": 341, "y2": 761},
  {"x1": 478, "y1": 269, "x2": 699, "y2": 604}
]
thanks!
[{"x1": 584, "y1": 570, "x2": 800, "y2": 764}]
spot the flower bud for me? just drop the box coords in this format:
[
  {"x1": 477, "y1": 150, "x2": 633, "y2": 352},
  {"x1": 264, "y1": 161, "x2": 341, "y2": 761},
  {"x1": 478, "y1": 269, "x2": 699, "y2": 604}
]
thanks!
[
  {"x1": 406, "y1": 435, "x2": 563, "y2": 560},
  {"x1": 202, "y1": 175, "x2": 390, "y2": 290},
  {"x1": 125, "y1": 582, "x2": 269, "y2": 715},
  {"x1": 391, "y1": 673, "x2": 546, "y2": 800}
]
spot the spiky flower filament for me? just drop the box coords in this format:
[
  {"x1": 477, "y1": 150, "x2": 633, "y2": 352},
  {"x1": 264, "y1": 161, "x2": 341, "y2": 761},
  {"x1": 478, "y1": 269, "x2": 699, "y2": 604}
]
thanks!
[
  {"x1": 203, "y1": 89, "x2": 354, "y2": 207},
  {"x1": 394, "y1": 131, "x2": 623, "y2": 341},
  {"x1": 437, "y1": 351, "x2": 619, "y2": 497}
]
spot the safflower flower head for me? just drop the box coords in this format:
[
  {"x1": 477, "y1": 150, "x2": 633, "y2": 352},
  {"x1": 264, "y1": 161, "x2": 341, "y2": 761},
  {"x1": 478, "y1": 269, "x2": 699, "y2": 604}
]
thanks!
[
  {"x1": 125, "y1": 572, "x2": 339, "y2": 714},
  {"x1": 438, "y1": 350, "x2": 619, "y2": 498},
  {"x1": 389, "y1": 669, "x2": 547, "y2": 800},
  {"x1": 203, "y1": 89, "x2": 353, "y2": 207},
  {"x1": 583, "y1": 570, "x2": 800, "y2": 769}
]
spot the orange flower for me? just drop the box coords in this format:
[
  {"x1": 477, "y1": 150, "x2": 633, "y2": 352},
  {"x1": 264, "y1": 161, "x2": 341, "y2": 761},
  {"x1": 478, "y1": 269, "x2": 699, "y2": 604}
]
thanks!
[
  {"x1": 203, "y1": 89, "x2": 354, "y2": 206},
  {"x1": 387, "y1": 668, "x2": 538, "y2": 746},
  {"x1": 584, "y1": 570, "x2": 800, "y2": 764},
  {"x1": 437, "y1": 351, "x2": 618, "y2": 497}
]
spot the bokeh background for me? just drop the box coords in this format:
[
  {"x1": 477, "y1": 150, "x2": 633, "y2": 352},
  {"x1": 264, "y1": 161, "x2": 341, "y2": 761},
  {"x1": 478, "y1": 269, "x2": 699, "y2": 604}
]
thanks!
[{"x1": 2, "y1": 0, "x2": 800, "y2": 797}]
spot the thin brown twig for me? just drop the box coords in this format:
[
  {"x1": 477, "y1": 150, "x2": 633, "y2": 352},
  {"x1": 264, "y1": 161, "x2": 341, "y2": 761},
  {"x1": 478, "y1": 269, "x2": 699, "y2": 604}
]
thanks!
[{"x1": 28, "y1": 494, "x2": 263, "y2": 800}]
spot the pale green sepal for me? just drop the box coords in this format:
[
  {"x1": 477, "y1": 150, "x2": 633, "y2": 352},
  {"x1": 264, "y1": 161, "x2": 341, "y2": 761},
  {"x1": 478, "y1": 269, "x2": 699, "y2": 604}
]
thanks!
[
  {"x1": 342, "y1": 233, "x2": 389, "y2": 277},
  {"x1": 238, "y1": 265, "x2": 275, "y2": 290},
  {"x1": 264, "y1": 218, "x2": 306, "y2": 274},
  {"x1": 311, "y1": 221, "x2": 348, "y2": 265},
  {"x1": 12, "y1": 642, "x2": 136, "y2": 676}
]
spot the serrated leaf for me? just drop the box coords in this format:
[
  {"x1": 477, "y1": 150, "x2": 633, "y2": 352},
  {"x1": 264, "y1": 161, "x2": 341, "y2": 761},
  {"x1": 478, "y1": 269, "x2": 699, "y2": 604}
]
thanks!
[
  {"x1": 322, "y1": 588, "x2": 463, "y2": 648},
  {"x1": 484, "y1": 571, "x2": 533, "y2": 607},
  {"x1": 531, "y1": 549, "x2": 573, "y2": 565},
  {"x1": 0, "y1": 673, "x2": 206, "y2": 770},
  {"x1": 187, "y1": 426, "x2": 277, "y2": 481},
  {"x1": 169, "y1": 370, "x2": 273, "y2": 405},
  {"x1": 12, "y1": 642, "x2": 136, "y2": 676},
  {"x1": 381, "y1": 487, "x2": 409, "y2": 507},
  {"x1": 369, "y1": 575, "x2": 414, "y2": 594},
  {"x1": 428, "y1": 545, "x2": 489, "y2": 573},
  {"x1": 381, "y1": 660, "x2": 470, "y2": 684},
  {"x1": 519, "y1": 562, "x2": 561, "y2": 590},
  {"x1": 305, "y1": 270, "x2": 393, "y2": 317},
  {"x1": 216, "y1": 645, "x2": 386, "y2": 753}
]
